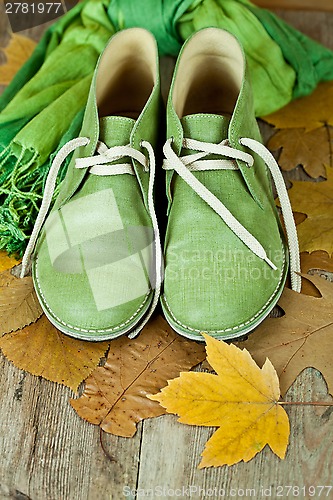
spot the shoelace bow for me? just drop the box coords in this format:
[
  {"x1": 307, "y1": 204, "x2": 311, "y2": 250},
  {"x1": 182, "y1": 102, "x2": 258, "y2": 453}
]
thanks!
[
  {"x1": 20, "y1": 133, "x2": 300, "y2": 329},
  {"x1": 163, "y1": 137, "x2": 301, "y2": 292},
  {"x1": 20, "y1": 137, "x2": 162, "y2": 339}
]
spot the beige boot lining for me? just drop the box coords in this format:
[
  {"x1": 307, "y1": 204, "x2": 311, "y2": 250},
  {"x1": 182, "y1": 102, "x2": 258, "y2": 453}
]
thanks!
[
  {"x1": 172, "y1": 29, "x2": 244, "y2": 118},
  {"x1": 96, "y1": 29, "x2": 156, "y2": 119}
]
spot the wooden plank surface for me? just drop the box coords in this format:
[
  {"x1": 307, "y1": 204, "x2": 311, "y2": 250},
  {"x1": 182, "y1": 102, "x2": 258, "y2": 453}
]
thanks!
[
  {"x1": 0, "y1": 351, "x2": 143, "y2": 499},
  {"x1": 137, "y1": 369, "x2": 333, "y2": 497},
  {"x1": 0, "y1": 4, "x2": 333, "y2": 500}
]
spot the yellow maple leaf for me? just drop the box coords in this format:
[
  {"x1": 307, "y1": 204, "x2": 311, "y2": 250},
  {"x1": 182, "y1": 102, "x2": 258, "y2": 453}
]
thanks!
[
  {"x1": 149, "y1": 335, "x2": 289, "y2": 468},
  {"x1": 262, "y1": 81, "x2": 333, "y2": 132},
  {"x1": 0, "y1": 34, "x2": 37, "y2": 85}
]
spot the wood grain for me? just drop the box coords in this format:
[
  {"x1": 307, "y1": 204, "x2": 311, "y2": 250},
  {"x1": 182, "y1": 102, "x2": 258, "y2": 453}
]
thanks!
[
  {"x1": 254, "y1": 0, "x2": 333, "y2": 11},
  {"x1": 137, "y1": 369, "x2": 333, "y2": 496},
  {"x1": 0, "y1": 358, "x2": 142, "y2": 499},
  {"x1": 0, "y1": 3, "x2": 333, "y2": 499}
]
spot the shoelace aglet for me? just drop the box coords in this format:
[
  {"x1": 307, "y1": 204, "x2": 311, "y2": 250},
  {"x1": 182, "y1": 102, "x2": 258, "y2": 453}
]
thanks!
[{"x1": 264, "y1": 256, "x2": 278, "y2": 271}]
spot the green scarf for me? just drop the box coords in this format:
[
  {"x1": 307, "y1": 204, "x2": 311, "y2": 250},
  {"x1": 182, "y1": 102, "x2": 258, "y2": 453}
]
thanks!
[{"x1": 0, "y1": 0, "x2": 333, "y2": 254}]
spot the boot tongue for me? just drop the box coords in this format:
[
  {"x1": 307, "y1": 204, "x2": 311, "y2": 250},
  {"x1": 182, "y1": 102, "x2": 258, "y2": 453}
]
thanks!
[
  {"x1": 99, "y1": 116, "x2": 135, "y2": 147},
  {"x1": 181, "y1": 113, "x2": 230, "y2": 143}
]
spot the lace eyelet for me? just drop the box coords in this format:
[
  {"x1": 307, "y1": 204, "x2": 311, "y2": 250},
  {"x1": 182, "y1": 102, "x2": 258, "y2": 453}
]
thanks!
[
  {"x1": 139, "y1": 140, "x2": 149, "y2": 172},
  {"x1": 238, "y1": 138, "x2": 253, "y2": 168}
]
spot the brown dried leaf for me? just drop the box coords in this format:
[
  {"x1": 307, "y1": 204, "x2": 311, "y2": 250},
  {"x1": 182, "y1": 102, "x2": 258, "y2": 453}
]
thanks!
[
  {"x1": 268, "y1": 127, "x2": 330, "y2": 178},
  {"x1": 0, "y1": 268, "x2": 15, "y2": 287},
  {"x1": 0, "y1": 34, "x2": 37, "y2": 85},
  {"x1": 0, "y1": 315, "x2": 109, "y2": 391},
  {"x1": 262, "y1": 81, "x2": 333, "y2": 132},
  {"x1": 71, "y1": 315, "x2": 206, "y2": 437},
  {"x1": 301, "y1": 251, "x2": 333, "y2": 297},
  {"x1": 236, "y1": 275, "x2": 333, "y2": 396},
  {"x1": 287, "y1": 170, "x2": 333, "y2": 255},
  {"x1": 0, "y1": 269, "x2": 43, "y2": 334}
]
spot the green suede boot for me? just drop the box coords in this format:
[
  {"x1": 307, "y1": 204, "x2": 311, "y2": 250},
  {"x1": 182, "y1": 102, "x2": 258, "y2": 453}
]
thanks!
[
  {"x1": 21, "y1": 28, "x2": 163, "y2": 341},
  {"x1": 161, "y1": 28, "x2": 300, "y2": 341}
]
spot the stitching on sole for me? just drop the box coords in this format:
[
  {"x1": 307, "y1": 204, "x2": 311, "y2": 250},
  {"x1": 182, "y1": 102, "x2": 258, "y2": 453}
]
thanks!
[
  {"x1": 34, "y1": 257, "x2": 151, "y2": 334},
  {"x1": 162, "y1": 253, "x2": 286, "y2": 335}
]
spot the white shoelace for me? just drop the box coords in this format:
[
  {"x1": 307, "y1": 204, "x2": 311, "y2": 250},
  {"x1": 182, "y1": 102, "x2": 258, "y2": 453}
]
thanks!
[
  {"x1": 21, "y1": 137, "x2": 162, "y2": 338},
  {"x1": 163, "y1": 137, "x2": 301, "y2": 292}
]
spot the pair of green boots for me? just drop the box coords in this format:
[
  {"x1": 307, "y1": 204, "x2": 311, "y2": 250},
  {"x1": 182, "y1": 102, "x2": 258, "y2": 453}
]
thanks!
[{"x1": 21, "y1": 27, "x2": 301, "y2": 342}]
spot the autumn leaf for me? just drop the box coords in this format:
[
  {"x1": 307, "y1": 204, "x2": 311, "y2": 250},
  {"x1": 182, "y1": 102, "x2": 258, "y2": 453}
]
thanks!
[
  {"x1": 0, "y1": 267, "x2": 15, "y2": 288},
  {"x1": 301, "y1": 251, "x2": 333, "y2": 297},
  {"x1": 0, "y1": 251, "x2": 20, "y2": 272},
  {"x1": 0, "y1": 269, "x2": 43, "y2": 335},
  {"x1": 236, "y1": 275, "x2": 333, "y2": 397},
  {"x1": 70, "y1": 315, "x2": 206, "y2": 438},
  {"x1": 268, "y1": 127, "x2": 330, "y2": 178},
  {"x1": 262, "y1": 81, "x2": 333, "y2": 132},
  {"x1": 0, "y1": 315, "x2": 109, "y2": 391},
  {"x1": 286, "y1": 170, "x2": 333, "y2": 255},
  {"x1": 0, "y1": 34, "x2": 37, "y2": 85},
  {"x1": 150, "y1": 335, "x2": 289, "y2": 468}
]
